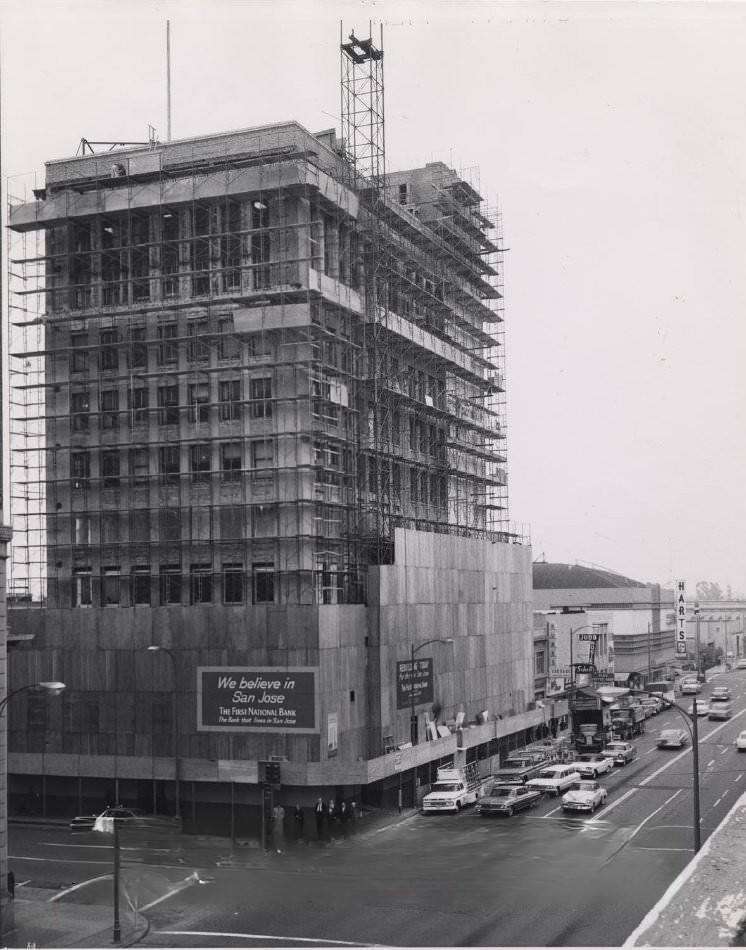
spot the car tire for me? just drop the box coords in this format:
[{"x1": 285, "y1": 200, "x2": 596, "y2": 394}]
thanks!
[
  {"x1": 507, "y1": 806, "x2": 514, "y2": 817},
  {"x1": 456, "y1": 801, "x2": 462, "y2": 812},
  {"x1": 592, "y1": 770, "x2": 598, "y2": 778}
]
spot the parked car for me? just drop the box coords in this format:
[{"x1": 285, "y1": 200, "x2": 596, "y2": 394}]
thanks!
[
  {"x1": 526, "y1": 765, "x2": 581, "y2": 797},
  {"x1": 567, "y1": 752, "x2": 615, "y2": 778},
  {"x1": 601, "y1": 741, "x2": 638, "y2": 765},
  {"x1": 640, "y1": 698, "x2": 662, "y2": 718},
  {"x1": 708, "y1": 701, "x2": 733, "y2": 721},
  {"x1": 687, "y1": 700, "x2": 710, "y2": 717},
  {"x1": 70, "y1": 806, "x2": 178, "y2": 832},
  {"x1": 657, "y1": 728, "x2": 688, "y2": 749},
  {"x1": 734, "y1": 730, "x2": 746, "y2": 751},
  {"x1": 711, "y1": 686, "x2": 732, "y2": 701},
  {"x1": 736, "y1": 658, "x2": 746, "y2": 670},
  {"x1": 478, "y1": 784, "x2": 543, "y2": 816},
  {"x1": 561, "y1": 780, "x2": 608, "y2": 813}
]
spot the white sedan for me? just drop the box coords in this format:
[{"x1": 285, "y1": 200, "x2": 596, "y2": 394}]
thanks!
[
  {"x1": 567, "y1": 753, "x2": 615, "y2": 778},
  {"x1": 687, "y1": 700, "x2": 710, "y2": 717},
  {"x1": 735, "y1": 730, "x2": 746, "y2": 752},
  {"x1": 561, "y1": 780, "x2": 608, "y2": 813}
]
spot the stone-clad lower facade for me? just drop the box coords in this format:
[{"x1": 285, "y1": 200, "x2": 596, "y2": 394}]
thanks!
[{"x1": 7, "y1": 529, "x2": 535, "y2": 826}]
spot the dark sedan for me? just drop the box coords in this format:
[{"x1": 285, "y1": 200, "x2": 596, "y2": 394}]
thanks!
[{"x1": 478, "y1": 784, "x2": 543, "y2": 817}]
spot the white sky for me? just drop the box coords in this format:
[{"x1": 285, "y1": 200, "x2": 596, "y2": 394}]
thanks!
[{"x1": 2, "y1": 0, "x2": 746, "y2": 593}]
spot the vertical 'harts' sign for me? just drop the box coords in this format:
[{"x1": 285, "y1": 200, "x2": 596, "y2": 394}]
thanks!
[
  {"x1": 197, "y1": 667, "x2": 319, "y2": 733},
  {"x1": 675, "y1": 580, "x2": 688, "y2": 655}
]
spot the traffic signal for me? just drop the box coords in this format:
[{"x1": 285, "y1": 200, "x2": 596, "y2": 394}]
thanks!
[{"x1": 262, "y1": 760, "x2": 281, "y2": 785}]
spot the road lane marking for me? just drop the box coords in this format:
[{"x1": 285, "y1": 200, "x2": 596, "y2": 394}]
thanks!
[
  {"x1": 631, "y1": 846, "x2": 691, "y2": 852},
  {"x1": 627, "y1": 789, "x2": 682, "y2": 843},
  {"x1": 155, "y1": 931, "x2": 387, "y2": 947},
  {"x1": 737, "y1": 774, "x2": 743, "y2": 782},
  {"x1": 50, "y1": 874, "x2": 111, "y2": 901},
  {"x1": 138, "y1": 871, "x2": 207, "y2": 911},
  {"x1": 591, "y1": 718, "x2": 743, "y2": 822}
]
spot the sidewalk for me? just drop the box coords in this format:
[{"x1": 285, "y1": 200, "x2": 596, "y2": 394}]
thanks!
[
  {"x1": 5, "y1": 806, "x2": 417, "y2": 947},
  {"x1": 6, "y1": 887, "x2": 147, "y2": 948}
]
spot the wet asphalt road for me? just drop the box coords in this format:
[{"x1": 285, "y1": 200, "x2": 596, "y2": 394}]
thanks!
[{"x1": 10, "y1": 670, "x2": 746, "y2": 946}]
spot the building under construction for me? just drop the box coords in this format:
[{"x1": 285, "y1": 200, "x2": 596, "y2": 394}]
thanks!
[{"x1": 4, "y1": 33, "x2": 539, "y2": 824}]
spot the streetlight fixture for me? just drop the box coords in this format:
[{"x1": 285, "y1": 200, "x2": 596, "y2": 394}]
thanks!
[
  {"x1": 409, "y1": 638, "x2": 454, "y2": 746},
  {"x1": 146, "y1": 646, "x2": 180, "y2": 820},
  {"x1": 0, "y1": 681, "x2": 66, "y2": 718}
]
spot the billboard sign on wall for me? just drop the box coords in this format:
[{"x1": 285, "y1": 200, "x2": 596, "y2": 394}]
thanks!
[
  {"x1": 396, "y1": 657, "x2": 434, "y2": 709},
  {"x1": 197, "y1": 667, "x2": 319, "y2": 733}
]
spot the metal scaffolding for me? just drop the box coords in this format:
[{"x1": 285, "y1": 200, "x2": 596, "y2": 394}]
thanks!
[{"x1": 6, "y1": 34, "x2": 518, "y2": 610}]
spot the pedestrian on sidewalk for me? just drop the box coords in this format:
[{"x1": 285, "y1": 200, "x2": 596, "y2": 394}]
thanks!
[
  {"x1": 294, "y1": 804, "x2": 305, "y2": 841},
  {"x1": 271, "y1": 804, "x2": 285, "y2": 853},
  {"x1": 314, "y1": 797, "x2": 325, "y2": 837}
]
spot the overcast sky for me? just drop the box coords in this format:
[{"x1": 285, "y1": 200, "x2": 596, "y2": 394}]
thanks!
[{"x1": 2, "y1": 0, "x2": 746, "y2": 594}]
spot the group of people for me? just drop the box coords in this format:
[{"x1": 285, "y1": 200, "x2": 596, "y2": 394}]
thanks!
[
  {"x1": 313, "y1": 796, "x2": 357, "y2": 833},
  {"x1": 268, "y1": 798, "x2": 359, "y2": 851}
]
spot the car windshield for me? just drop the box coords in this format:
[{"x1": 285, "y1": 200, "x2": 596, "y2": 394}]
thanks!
[
  {"x1": 711, "y1": 696, "x2": 729, "y2": 703},
  {"x1": 577, "y1": 755, "x2": 593, "y2": 762},
  {"x1": 576, "y1": 782, "x2": 597, "y2": 791},
  {"x1": 739, "y1": 732, "x2": 746, "y2": 740},
  {"x1": 436, "y1": 784, "x2": 461, "y2": 792},
  {"x1": 537, "y1": 770, "x2": 556, "y2": 779},
  {"x1": 490, "y1": 788, "x2": 513, "y2": 797}
]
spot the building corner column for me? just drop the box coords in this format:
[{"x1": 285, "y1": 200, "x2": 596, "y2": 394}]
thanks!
[{"x1": 0, "y1": 524, "x2": 15, "y2": 939}]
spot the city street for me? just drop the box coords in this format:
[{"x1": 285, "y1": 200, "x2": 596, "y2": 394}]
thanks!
[{"x1": 10, "y1": 670, "x2": 746, "y2": 947}]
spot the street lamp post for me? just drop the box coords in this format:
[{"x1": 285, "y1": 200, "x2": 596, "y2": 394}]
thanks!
[
  {"x1": 409, "y1": 638, "x2": 454, "y2": 746},
  {"x1": 0, "y1": 681, "x2": 67, "y2": 718},
  {"x1": 147, "y1": 646, "x2": 180, "y2": 820}
]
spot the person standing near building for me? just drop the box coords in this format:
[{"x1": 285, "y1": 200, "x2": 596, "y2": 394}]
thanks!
[
  {"x1": 294, "y1": 804, "x2": 305, "y2": 842},
  {"x1": 314, "y1": 797, "x2": 325, "y2": 837},
  {"x1": 271, "y1": 803, "x2": 285, "y2": 853}
]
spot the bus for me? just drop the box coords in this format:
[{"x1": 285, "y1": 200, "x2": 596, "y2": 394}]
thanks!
[{"x1": 646, "y1": 680, "x2": 675, "y2": 707}]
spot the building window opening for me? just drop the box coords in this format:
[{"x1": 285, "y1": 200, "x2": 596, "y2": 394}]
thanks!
[
  {"x1": 221, "y1": 442, "x2": 242, "y2": 481},
  {"x1": 131, "y1": 568, "x2": 151, "y2": 604},
  {"x1": 218, "y1": 379, "x2": 241, "y2": 421},
  {"x1": 249, "y1": 377, "x2": 272, "y2": 418},
  {"x1": 160, "y1": 565, "x2": 182, "y2": 605},
  {"x1": 253, "y1": 562, "x2": 275, "y2": 603},
  {"x1": 190, "y1": 444, "x2": 211, "y2": 483},
  {"x1": 102, "y1": 568, "x2": 121, "y2": 606},
  {"x1": 190, "y1": 565, "x2": 213, "y2": 604},
  {"x1": 73, "y1": 569, "x2": 93, "y2": 607},
  {"x1": 224, "y1": 564, "x2": 244, "y2": 603}
]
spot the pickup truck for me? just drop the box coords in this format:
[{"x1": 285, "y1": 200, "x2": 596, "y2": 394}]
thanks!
[
  {"x1": 490, "y1": 754, "x2": 548, "y2": 786},
  {"x1": 421, "y1": 764, "x2": 483, "y2": 814}
]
